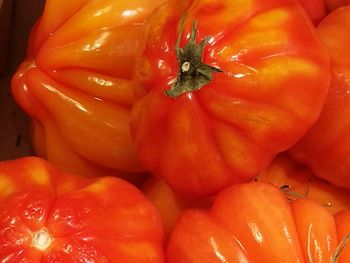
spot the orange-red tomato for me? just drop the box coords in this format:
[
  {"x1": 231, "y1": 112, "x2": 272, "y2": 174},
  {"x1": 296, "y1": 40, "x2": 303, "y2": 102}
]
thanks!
[
  {"x1": 167, "y1": 182, "x2": 350, "y2": 262},
  {"x1": 256, "y1": 153, "x2": 350, "y2": 214},
  {"x1": 290, "y1": 6, "x2": 350, "y2": 190},
  {"x1": 0, "y1": 157, "x2": 164, "y2": 262},
  {"x1": 11, "y1": 0, "x2": 164, "y2": 182},
  {"x1": 131, "y1": 0, "x2": 330, "y2": 197}
]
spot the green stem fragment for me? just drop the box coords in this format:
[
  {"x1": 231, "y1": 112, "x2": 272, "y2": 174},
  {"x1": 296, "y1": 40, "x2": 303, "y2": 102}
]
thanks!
[{"x1": 165, "y1": 16, "x2": 222, "y2": 97}]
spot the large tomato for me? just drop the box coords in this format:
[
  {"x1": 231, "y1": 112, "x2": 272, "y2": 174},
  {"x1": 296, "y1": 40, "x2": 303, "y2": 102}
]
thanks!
[
  {"x1": 130, "y1": 0, "x2": 331, "y2": 197},
  {"x1": 0, "y1": 157, "x2": 164, "y2": 262},
  {"x1": 290, "y1": 6, "x2": 350, "y2": 190},
  {"x1": 11, "y1": 0, "x2": 164, "y2": 181},
  {"x1": 167, "y1": 182, "x2": 350, "y2": 262}
]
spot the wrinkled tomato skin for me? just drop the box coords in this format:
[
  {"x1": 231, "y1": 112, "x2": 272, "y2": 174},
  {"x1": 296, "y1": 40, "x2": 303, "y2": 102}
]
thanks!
[
  {"x1": 0, "y1": 157, "x2": 164, "y2": 262},
  {"x1": 290, "y1": 6, "x2": 350, "y2": 190},
  {"x1": 131, "y1": 0, "x2": 331, "y2": 197},
  {"x1": 167, "y1": 182, "x2": 350, "y2": 262},
  {"x1": 256, "y1": 153, "x2": 350, "y2": 214},
  {"x1": 11, "y1": 0, "x2": 165, "y2": 182}
]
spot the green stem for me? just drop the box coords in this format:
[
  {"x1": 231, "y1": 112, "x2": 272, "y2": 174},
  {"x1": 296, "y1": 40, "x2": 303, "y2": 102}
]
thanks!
[{"x1": 165, "y1": 16, "x2": 223, "y2": 97}]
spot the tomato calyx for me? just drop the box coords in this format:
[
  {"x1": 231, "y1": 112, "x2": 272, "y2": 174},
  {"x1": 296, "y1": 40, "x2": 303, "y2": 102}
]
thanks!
[
  {"x1": 165, "y1": 17, "x2": 222, "y2": 97},
  {"x1": 31, "y1": 228, "x2": 52, "y2": 251}
]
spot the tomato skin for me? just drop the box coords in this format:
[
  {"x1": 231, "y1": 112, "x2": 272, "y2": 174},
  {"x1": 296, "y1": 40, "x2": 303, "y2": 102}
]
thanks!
[
  {"x1": 296, "y1": 0, "x2": 326, "y2": 25},
  {"x1": 11, "y1": 0, "x2": 165, "y2": 181},
  {"x1": 257, "y1": 153, "x2": 350, "y2": 214},
  {"x1": 0, "y1": 157, "x2": 164, "y2": 262},
  {"x1": 324, "y1": 0, "x2": 350, "y2": 12},
  {"x1": 167, "y1": 182, "x2": 349, "y2": 262},
  {"x1": 290, "y1": 6, "x2": 350, "y2": 190},
  {"x1": 131, "y1": 0, "x2": 331, "y2": 197},
  {"x1": 142, "y1": 178, "x2": 213, "y2": 238}
]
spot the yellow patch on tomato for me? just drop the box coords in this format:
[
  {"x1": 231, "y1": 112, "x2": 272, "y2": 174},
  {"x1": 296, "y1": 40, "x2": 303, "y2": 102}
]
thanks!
[
  {"x1": 28, "y1": 167, "x2": 51, "y2": 186},
  {"x1": 118, "y1": 242, "x2": 161, "y2": 261},
  {"x1": 250, "y1": 7, "x2": 290, "y2": 28},
  {"x1": 82, "y1": 180, "x2": 108, "y2": 194},
  {"x1": 258, "y1": 57, "x2": 318, "y2": 87},
  {"x1": 0, "y1": 174, "x2": 16, "y2": 198}
]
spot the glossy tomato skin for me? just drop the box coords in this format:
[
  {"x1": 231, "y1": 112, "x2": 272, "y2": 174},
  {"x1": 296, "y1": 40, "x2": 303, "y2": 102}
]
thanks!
[
  {"x1": 11, "y1": 0, "x2": 165, "y2": 181},
  {"x1": 290, "y1": 6, "x2": 350, "y2": 190},
  {"x1": 167, "y1": 182, "x2": 348, "y2": 262},
  {"x1": 0, "y1": 157, "x2": 164, "y2": 262},
  {"x1": 131, "y1": 0, "x2": 331, "y2": 197},
  {"x1": 257, "y1": 153, "x2": 350, "y2": 214}
]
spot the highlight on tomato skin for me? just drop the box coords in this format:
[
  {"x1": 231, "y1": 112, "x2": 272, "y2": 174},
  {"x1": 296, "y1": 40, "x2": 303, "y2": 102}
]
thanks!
[
  {"x1": 166, "y1": 182, "x2": 350, "y2": 263},
  {"x1": 256, "y1": 153, "x2": 350, "y2": 215},
  {"x1": 130, "y1": 0, "x2": 331, "y2": 197},
  {"x1": 289, "y1": 5, "x2": 350, "y2": 192},
  {"x1": 11, "y1": 0, "x2": 166, "y2": 182},
  {"x1": 0, "y1": 157, "x2": 165, "y2": 262}
]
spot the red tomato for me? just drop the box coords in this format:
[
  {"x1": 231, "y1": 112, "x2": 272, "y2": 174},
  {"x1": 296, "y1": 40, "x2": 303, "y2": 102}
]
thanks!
[
  {"x1": 257, "y1": 153, "x2": 350, "y2": 214},
  {"x1": 11, "y1": 0, "x2": 165, "y2": 182},
  {"x1": 290, "y1": 6, "x2": 350, "y2": 190},
  {"x1": 130, "y1": 0, "x2": 331, "y2": 197},
  {"x1": 0, "y1": 157, "x2": 164, "y2": 262},
  {"x1": 167, "y1": 182, "x2": 350, "y2": 262}
]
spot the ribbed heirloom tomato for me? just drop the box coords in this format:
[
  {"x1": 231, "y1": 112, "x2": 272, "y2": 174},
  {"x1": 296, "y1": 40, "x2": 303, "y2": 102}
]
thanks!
[
  {"x1": 0, "y1": 157, "x2": 164, "y2": 262},
  {"x1": 11, "y1": 0, "x2": 164, "y2": 181},
  {"x1": 290, "y1": 5, "x2": 350, "y2": 190},
  {"x1": 130, "y1": 0, "x2": 331, "y2": 197},
  {"x1": 167, "y1": 182, "x2": 350, "y2": 263}
]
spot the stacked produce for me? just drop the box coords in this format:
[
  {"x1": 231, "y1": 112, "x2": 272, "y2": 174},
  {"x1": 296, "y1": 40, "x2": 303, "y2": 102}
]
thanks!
[{"x1": 2, "y1": 0, "x2": 350, "y2": 261}]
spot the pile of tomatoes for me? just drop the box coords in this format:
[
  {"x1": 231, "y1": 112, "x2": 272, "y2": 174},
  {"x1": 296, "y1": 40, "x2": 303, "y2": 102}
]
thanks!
[{"x1": 2, "y1": 0, "x2": 350, "y2": 261}]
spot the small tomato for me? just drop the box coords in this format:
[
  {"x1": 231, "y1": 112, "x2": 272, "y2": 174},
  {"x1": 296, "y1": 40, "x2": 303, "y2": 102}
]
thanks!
[{"x1": 257, "y1": 153, "x2": 350, "y2": 214}]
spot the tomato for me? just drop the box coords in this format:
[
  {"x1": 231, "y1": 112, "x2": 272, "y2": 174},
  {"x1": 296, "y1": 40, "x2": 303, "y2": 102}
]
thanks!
[
  {"x1": 130, "y1": 0, "x2": 331, "y2": 197},
  {"x1": 167, "y1": 181, "x2": 350, "y2": 262},
  {"x1": 142, "y1": 178, "x2": 213, "y2": 238},
  {"x1": 11, "y1": 0, "x2": 165, "y2": 181},
  {"x1": 0, "y1": 157, "x2": 164, "y2": 262},
  {"x1": 324, "y1": 0, "x2": 350, "y2": 12},
  {"x1": 296, "y1": 0, "x2": 326, "y2": 25},
  {"x1": 256, "y1": 153, "x2": 350, "y2": 214},
  {"x1": 290, "y1": 6, "x2": 350, "y2": 190}
]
